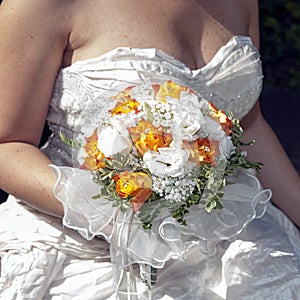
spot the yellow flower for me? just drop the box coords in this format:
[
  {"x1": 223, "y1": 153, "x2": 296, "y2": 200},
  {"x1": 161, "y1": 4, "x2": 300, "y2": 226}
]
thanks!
[
  {"x1": 208, "y1": 102, "x2": 233, "y2": 135},
  {"x1": 152, "y1": 80, "x2": 195, "y2": 102},
  {"x1": 80, "y1": 129, "x2": 106, "y2": 170},
  {"x1": 110, "y1": 98, "x2": 140, "y2": 115},
  {"x1": 114, "y1": 171, "x2": 152, "y2": 213},
  {"x1": 183, "y1": 137, "x2": 220, "y2": 165},
  {"x1": 128, "y1": 119, "x2": 172, "y2": 156},
  {"x1": 110, "y1": 86, "x2": 140, "y2": 115}
]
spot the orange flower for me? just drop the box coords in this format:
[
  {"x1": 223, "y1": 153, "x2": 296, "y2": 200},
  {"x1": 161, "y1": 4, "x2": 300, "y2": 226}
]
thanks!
[
  {"x1": 152, "y1": 80, "x2": 194, "y2": 103},
  {"x1": 110, "y1": 86, "x2": 140, "y2": 115},
  {"x1": 208, "y1": 102, "x2": 233, "y2": 135},
  {"x1": 128, "y1": 119, "x2": 172, "y2": 156},
  {"x1": 183, "y1": 137, "x2": 220, "y2": 165},
  {"x1": 110, "y1": 98, "x2": 140, "y2": 115},
  {"x1": 80, "y1": 129, "x2": 106, "y2": 170},
  {"x1": 114, "y1": 171, "x2": 152, "y2": 213},
  {"x1": 111, "y1": 86, "x2": 135, "y2": 102}
]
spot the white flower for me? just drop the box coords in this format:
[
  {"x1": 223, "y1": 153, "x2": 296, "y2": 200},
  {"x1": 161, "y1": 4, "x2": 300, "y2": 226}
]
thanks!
[
  {"x1": 110, "y1": 114, "x2": 138, "y2": 136},
  {"x1": 168, "y1": 93, "x2": 206, "y2": 140},
  {"x1": 143, "y1": 147, "x2": 191, "y2": 177},
  {"x1": 167, "y1": 91, "x2": 204, "y2": 115},
  {"x1": 204, "y1": 116, "x2": 226, "y2": 141},
  {"x1": 173, "y1": 111, "x2": 201, "y2": 139},
  {"x1": 97, "y1": 127, "x2": 132, "y2": 157},
  {"x1": 219, "y1": 136, "x2": 234, "y2": 158}
]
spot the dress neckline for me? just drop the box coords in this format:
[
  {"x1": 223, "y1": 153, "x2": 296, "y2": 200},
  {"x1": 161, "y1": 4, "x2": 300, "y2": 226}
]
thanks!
[{"x1": 63, "y1": 35, "x2": 254, "y2": 73}]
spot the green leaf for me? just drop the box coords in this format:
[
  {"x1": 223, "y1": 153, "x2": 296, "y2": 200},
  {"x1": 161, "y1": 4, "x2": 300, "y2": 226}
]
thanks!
[
  {"x1": 59, "y1": 131, "x2": 82, "y2": 150},
  {"x1": 104, "y1": 158, "x2": 114, "y2": 169},
  {"x1": 91, "y1": 193, "x2": 102, "y2": 200},
  {"x1": 144, "y1": 102, "x2": 154, "y2": 122},
  {"x1": 138, "y1": 198, "x2": 167, "y2": 228}
]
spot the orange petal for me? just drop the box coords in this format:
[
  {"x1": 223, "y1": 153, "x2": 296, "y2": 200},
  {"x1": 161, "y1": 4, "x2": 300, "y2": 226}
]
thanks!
[
  {"x1": 130, "y1": 188, "x2": 152, "y2": 213},
  {"x1": 110, "y1": 98, "x2": 140, "y2": 115},
  {"x1": 183, "y1": 138, "x2": 220, "y2": 165},
  {"x1": 152, "y1": 80, "x2": 181, "y2": 102},
  {"x1": 128, "y1": 120, "x2": 172, "y2": 155},
  {"x1": 81, "y1": 129, "x2": 106, "y2": 170},
  {"x1": 208, "y1": 102, "x2": 233, "y2": 135},
  {"x1": 153, "y1": 80, "x2": 196, "y2": 103},
  {"x1": 111, "y1": 86, "x2": 136, "y2": 101}
]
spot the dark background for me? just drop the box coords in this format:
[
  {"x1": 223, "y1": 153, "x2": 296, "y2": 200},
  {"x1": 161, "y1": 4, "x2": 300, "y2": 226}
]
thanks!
[
  {"x1": 259, "y1": 0, "x2": 300, "y2": 173},
  {"x1": 0, "y1": 1, "x2": 299, "y2": 202}
]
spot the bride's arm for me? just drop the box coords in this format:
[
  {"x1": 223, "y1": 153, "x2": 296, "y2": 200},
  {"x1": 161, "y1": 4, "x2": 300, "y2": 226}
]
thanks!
[
  {"x1": 0, "y1": 0, "x2": 71, "y2": 217},
  {"x1": 241, "y1": 103, "x2": 300, "y2": 227},
  {"x1": 242, "y1": 0, "x2": 300, "y2": 227}
]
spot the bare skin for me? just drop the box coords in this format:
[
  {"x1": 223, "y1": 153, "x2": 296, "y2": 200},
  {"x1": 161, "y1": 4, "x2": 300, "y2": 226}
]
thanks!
[{"x1": 0, "y1": 0, "x2": 299, "y2": 226}]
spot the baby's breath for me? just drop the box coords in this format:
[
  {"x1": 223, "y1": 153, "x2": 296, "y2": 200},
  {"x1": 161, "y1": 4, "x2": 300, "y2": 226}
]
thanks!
[
  {"x1": 151, "y1": 103, "x2": 175, "y2": 130},
  {"x1": 151, "y1": 175, "x2": 196, "y2": 204}
]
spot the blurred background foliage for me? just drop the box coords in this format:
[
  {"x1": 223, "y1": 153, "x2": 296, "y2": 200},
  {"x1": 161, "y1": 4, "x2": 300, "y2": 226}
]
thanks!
[{"x1": 259, "y1": 0, "x2": 300, "y2": 87}]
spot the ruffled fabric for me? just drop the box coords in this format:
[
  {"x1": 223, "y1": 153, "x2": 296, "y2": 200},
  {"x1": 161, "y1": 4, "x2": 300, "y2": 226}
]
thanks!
[
  {"x1": 51, "y1": 164, "x2": 271, "y2": 292},
  {"x1": 1, "y1": 197, "x2": 300, "y2": 299},
  {"x1": 0, "y1": 196, "x2": 110, "y2": 259}
]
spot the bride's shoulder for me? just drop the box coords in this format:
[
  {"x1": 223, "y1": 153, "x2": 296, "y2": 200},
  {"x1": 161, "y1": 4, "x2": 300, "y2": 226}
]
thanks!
[
  {"x1": 0, "y1": 0, "x2": 74, "y2": 11},
  {"x1": 0, "y1": 0, "x2": 75, "y2": 27},
  {"x1": 0, "y1": 0, "x2": 76, "y2": 43},
  {"x1": 216, "y1": 0, "x2": 258, "y2": 17}
]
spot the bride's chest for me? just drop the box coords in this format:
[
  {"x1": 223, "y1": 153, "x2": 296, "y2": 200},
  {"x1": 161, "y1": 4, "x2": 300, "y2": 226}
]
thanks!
[{"x1": 66, "y1": 0, "x2": 248, "y2": 70}]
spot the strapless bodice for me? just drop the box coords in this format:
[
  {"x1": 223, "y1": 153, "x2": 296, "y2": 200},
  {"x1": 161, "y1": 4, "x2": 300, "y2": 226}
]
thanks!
[{"x1": 43, "y1": 36, "x2": 263, "y2": 165}]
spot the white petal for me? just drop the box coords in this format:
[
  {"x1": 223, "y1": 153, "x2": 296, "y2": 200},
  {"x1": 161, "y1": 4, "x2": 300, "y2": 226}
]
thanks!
[{"x1": 97, "y1": 127, "x2": 132, "y2": 157}]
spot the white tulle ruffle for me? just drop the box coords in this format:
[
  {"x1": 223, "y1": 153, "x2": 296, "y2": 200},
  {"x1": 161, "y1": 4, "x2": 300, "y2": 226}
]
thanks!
[{"x1": 51, "y1": 165, "x2": 271, "y2": 271}]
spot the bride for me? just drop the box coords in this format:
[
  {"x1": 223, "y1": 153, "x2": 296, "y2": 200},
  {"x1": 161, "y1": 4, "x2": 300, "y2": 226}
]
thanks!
[{"x1": 0, "y1": 0, "x2": 300, "y2": 299}]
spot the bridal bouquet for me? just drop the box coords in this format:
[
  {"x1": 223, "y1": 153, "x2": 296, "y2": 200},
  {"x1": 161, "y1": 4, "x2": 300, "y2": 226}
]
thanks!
[{"x1": 61, "y1": 80, "x2": 261, "y2": 229}]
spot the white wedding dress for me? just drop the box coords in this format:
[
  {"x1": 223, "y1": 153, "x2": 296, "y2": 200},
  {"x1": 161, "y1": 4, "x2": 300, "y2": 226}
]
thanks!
[{"x1": 1, "y1": 36, "x2": 300, "y2": 300}]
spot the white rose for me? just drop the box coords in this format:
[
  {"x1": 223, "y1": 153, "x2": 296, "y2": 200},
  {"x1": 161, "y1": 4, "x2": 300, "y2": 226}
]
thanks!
[
  {"x1": 174, "y1": 92, "x2": 203, "y2": 112},
  {"x1": 219, "y1": 136, "x2": 235, "y2": 158},
  {"x1": 143, "y1": 147, "x2": 190, "y2": 177},
  {"x1": 173, "y1": 111, "x2": 201, "y2": 138},
  {"x1": 97, "y1": 127, "x2": 132, "y2": 157},
  {"x1": 170, "y1": 93, "x2": 206, "y2": 139},
  {"x1": 110, "y1": 114, "x2": 138, "y2": 136},
  {"x1": 204, "y1": 116, "x2": 226, "y2": 141}
]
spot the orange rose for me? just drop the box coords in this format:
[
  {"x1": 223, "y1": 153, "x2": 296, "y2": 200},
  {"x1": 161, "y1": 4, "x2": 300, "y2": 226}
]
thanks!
[
  {"x1": 80, "y1": 129, "x2": 106, "y2": 170},
  {"x1": 152, "y1": 80, "x2": 195, "y2": 103},
  {"x1": 111, "y1": 86, "x2": 135, "y2": 102},
  {"x1": 128, "y1": 119, "x2": 172, "y2": 156},
  {"x1": 114, "y1": 171, "x2": 152, "y2": 213},
  {"x1": 110, "y1": 98, "x2": 140, "y2": 115},
  {"x1": 110, "y1": 86, "x2": 140, "y2": 115},
  {"x1": 208, "y1": 102, "x2": 233, "y2": 135},
  {"x1": 183, "y1": 137, "x2": 220, "y2": 165}
]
